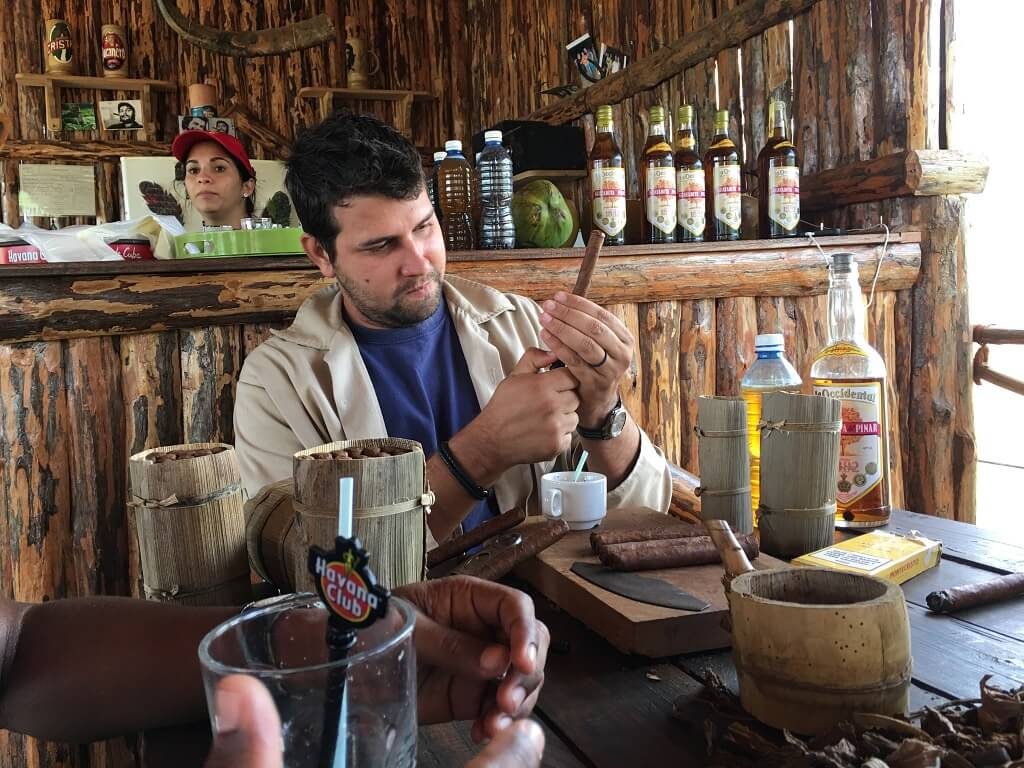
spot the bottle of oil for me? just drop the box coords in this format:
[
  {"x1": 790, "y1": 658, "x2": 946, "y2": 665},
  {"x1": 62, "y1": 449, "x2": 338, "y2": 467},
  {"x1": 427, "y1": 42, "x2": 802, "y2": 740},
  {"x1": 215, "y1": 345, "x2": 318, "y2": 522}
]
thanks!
[
  {"x1": 757, "y1": 99, "x2": 801, "y2": 238},
  {"x1": 704, "y1": 109, "x2": 742, "y2": 241},
  {"x1": 641, "y1": 105, "x2": 676, "y2": 244},
  {"x1": 740, "y1": 334, "x2": 802, "y2": 525},
  {"x1": 589, "y1": 105, "x2": 627, "y2": 246},
  {"x1": 811, "y1": 252, "x2": 891, "y2": 528},
  {"x1": 674, "y1": 104, "x2": 705, "y2": 243},
  {"x1": 439, "y1": 140, "x2": 475, "y2": 251}
]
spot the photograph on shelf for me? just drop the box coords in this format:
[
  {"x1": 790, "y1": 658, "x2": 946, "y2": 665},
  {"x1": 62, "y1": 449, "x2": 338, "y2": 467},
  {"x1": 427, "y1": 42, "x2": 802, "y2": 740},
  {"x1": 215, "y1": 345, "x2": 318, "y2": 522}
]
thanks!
[
  {"x1": 61, "y1": 102, "x2": 97, "y2": 132},
  {"x1": 99, "y1": 99, "x2": 143, "y2": 130},
  {"x1": 566, "y1": 33, "x2": 604, "y2": 86},
  {"x1": 178, "y1": 114, "x2": 208, "y2": 133},
  {"x1": 207, "y1": 116, "x2": 237, "y2": 137},
  {"x1": 600, "y1": 45, "x2": 628, "y2": 75}
]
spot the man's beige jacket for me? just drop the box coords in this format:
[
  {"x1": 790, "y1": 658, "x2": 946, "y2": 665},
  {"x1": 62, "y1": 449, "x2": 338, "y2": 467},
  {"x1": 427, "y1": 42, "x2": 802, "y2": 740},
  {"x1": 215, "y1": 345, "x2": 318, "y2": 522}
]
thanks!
[{"x1": 235, "y1": 276, "x2": 672, "y2": 518}]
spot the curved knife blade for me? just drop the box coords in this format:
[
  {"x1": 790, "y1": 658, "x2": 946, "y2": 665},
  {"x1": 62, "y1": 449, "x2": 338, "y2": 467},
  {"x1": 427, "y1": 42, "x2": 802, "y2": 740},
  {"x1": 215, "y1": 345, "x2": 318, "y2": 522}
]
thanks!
[{"x1": 571, "y1": 561, "x2": 709, "y2": 612}]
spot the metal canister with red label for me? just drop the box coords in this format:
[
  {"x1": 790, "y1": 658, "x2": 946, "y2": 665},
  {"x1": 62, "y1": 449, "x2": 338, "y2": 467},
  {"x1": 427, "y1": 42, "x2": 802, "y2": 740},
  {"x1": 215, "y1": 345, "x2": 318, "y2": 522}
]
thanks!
[
  {"x1": 45, "y1": 19, "x2": 75, "y2": 74},
  {"x1": 101, "y1": 24, "x2": 128, "y2": 78}
]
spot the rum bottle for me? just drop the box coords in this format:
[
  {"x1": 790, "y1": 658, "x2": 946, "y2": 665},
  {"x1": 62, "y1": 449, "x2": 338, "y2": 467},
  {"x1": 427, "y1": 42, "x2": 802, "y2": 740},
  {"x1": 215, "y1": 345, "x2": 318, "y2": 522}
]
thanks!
[
  {"x1": 589, "y1": 105, "x2": 627, "y2": 246},
  {"x1": 740, "y1": 333, "x2": 802, "y2": 525},
  {"x1": 811, "y1": 253, "x2": 892, "y2": 528},
  {"x1": 757, "y1": 99, "x2": 801, "y2": 238},
  {"x1": 641, "y1": 105, "x2": 676, "y2": 244},
  {"x1": 704, "y1": 109, "x2": 742, "y2": 241},
  {"x1": 674, "y1": 104, "x2": 705, "y2": 243}
]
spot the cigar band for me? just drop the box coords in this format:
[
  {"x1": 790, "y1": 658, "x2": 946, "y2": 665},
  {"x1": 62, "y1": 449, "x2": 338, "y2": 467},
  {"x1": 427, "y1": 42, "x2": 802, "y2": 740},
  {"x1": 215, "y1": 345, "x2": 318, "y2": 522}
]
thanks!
[
  {"x1": 695, "y1": 485, "x2": 751, "y2": 498},
  {"x1": 758, "y1": 419, "x2": 843, "y2": 434}
]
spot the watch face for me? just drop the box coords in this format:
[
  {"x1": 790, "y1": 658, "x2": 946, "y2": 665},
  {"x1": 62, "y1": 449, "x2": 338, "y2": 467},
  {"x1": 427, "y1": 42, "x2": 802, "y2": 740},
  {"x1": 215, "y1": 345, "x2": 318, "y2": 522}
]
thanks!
[{"x1": 608, "y1": 407, "x2": 628, "y2": 437}]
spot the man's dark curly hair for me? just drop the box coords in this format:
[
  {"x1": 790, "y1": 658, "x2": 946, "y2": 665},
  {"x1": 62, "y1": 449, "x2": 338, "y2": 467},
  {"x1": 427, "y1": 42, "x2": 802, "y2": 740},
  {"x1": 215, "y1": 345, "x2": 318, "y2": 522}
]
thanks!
[{"x1": 285, "y1": 110, "x2": 424, "y2": 259}]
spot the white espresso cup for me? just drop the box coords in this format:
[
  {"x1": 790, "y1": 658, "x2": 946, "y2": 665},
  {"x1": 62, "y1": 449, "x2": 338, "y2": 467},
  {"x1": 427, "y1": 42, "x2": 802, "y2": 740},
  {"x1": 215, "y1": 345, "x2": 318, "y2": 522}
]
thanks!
[{"x1": 541, "y1": 471, "x2": 607, "y2": 530}]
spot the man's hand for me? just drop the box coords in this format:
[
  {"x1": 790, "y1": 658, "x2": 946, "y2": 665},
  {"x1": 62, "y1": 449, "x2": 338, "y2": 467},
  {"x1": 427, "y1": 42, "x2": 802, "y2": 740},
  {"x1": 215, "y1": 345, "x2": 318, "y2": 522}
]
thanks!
[
  {"x1": 452, "y1": 348, "x2": 579, "y2": 484},
  {"x1": 204, "y1": 675, "x2": 282, "y2": 768},
  {"x1": 538, "y1": 292, "x2": 634, "y2": 428},
  {"x1": 466, "y1": 720, "x2": 545, "y2": 768},
  {"x1": 395, "y1": 576, "x2": 550, "y2": 742}
]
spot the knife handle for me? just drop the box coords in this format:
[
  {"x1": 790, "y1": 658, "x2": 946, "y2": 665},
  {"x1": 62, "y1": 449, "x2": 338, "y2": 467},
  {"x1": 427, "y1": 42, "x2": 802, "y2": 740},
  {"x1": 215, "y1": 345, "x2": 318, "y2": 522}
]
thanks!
[{"x1": 703, "y1": 519, "x2": 755, "y2": 578}]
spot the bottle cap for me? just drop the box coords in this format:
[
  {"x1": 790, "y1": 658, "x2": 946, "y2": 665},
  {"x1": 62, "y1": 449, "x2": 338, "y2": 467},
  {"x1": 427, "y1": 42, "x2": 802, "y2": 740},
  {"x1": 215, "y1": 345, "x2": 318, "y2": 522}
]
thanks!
[
  {"x1": 770, "y1": 98, "x2": 787, "y2": 125},
  {"x1": 444, "y1": 139, "x2": 463, "y2": 153},
  {"x1": 714, "y1": 109, "x2": 729, "y2": 128},
  {"x1": 433, "y1": 151, "x2": 447, "y2": 162},
  {"x1": 595, "y1": 105, "x2": 613, "y2": 123},
  {"x1": 484, "y1": 130, "x2": 503, "y2": 143},
  {"x1": 677, "y1": 104, "x2": 694, "y2": 124},
  {"x1": 755, "y1": 333, "x2": 785, "y2": 350},
  {"x1": 649, "y1": 105, "x2": 665, "y2": 124}
]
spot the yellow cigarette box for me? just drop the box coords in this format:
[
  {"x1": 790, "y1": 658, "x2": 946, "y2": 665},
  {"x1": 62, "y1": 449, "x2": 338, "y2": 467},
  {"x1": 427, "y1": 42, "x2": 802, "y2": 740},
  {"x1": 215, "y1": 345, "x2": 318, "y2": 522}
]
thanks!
[{"x1": 792, "y1": 530, "x2": 942, "y2": 584}]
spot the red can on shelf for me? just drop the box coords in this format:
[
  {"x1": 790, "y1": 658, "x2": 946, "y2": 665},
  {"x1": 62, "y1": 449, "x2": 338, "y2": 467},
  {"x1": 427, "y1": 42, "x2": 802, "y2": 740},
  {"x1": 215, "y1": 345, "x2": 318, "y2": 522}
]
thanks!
[
  {"x1": 0, "y1": 240, "x2": 45, "y2": 265},
  {"x1": 108, "y1": 238, "x2": 155, "y2": 261}
]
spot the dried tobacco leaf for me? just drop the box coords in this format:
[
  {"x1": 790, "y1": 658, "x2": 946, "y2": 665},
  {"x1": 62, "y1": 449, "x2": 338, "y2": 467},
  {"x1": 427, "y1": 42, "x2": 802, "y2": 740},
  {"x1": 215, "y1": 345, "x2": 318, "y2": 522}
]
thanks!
[
  {"x1": 884, "y1": 738, "x2": 942, "y2": 768},
  {"x1": 979, "y1": 674, "x2": 1024, "y2": 738}
]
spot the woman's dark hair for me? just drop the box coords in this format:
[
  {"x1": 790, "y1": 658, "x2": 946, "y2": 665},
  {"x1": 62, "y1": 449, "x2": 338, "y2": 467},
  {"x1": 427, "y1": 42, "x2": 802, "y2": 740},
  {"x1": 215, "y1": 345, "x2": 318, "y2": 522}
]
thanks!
[
  {"x1": 284, "y1": 110, "x2": 424, "y2": 258},
  {"x1": 174, "y1": 154, "x2": 256, "y2": 217}
]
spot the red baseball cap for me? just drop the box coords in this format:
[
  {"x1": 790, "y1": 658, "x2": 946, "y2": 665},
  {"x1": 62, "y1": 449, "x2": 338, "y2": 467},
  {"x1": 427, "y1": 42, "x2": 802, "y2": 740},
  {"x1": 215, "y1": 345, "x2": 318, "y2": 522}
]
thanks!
[{"x1": 171, "y1": 130, "x2": 256, "y2": 178}]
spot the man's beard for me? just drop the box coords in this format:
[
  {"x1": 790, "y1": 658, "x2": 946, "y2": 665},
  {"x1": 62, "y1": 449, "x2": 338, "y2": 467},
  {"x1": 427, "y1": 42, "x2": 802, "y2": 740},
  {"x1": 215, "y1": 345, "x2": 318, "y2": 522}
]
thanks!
[{"x1": 337, "y1": 268, "x2": 442, "y2": 328}]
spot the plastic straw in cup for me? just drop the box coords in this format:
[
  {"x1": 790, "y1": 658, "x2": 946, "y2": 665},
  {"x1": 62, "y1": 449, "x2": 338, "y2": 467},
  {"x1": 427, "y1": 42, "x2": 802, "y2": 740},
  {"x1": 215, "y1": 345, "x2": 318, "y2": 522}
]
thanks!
[
  {"x1": 573, "y1": 450, "x2": 589, "y2": 482},
  {"x1": 329, "y1": 476, "x2": 355, "y2": 768}
]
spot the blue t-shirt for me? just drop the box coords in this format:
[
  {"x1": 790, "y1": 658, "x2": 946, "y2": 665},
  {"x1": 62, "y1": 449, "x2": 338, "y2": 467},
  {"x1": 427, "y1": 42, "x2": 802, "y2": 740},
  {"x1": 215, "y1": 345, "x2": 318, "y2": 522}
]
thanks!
[{"x1": 348, "y1": 300, "x2": 496, "y2": 531}]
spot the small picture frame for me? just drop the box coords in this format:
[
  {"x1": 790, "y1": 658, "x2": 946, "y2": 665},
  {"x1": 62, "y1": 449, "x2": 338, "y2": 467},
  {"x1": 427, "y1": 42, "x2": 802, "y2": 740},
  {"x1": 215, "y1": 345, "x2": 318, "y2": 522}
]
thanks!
[
  {"x1": 600, "y1": 45, "x2": 628, "y2": 75},
  {"x1": 61, "y1": 102, "x2": 97, "y2": 132},
  {"x1": 178, "y1": 114, "x2": 208, "y2": 133},
  {"x1": 207, "y1": 116, "x2": 237, "y2": 137},
  {"x1": 99, "y1": 99, "x2": 143, "y2": 131},
  {"x1": 566, "y1": 33, "x2": 604, "y2": 86}
]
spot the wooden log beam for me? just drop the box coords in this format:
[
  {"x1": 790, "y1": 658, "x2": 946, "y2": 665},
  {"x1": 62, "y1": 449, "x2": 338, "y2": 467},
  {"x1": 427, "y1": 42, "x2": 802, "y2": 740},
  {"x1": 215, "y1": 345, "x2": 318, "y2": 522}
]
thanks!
[
  {"x1": 801, "y1": 150, "x2": 989, "y2": 211},
  {"x1": 973, "y1": 326, "x2": 1024, "y2": 346},
  {"x1": 0, "y1": 139, "x2": 172, "y2": 162},
  {"x1": 221, "y1": 99, "x2": 291, "y2": 157},
  {"x1": 526, "y1": 0, "x2": 822, "y2": 125},
  {"x1": 0, "y1": 239, "x2": 920, "y2": 344}
]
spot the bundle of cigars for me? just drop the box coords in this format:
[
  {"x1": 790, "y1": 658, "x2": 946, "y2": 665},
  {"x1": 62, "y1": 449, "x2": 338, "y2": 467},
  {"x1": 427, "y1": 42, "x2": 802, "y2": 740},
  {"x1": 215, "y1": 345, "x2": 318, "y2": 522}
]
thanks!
[{"x1": 590, "y1": 521, "x2": 759, "y2": 572}]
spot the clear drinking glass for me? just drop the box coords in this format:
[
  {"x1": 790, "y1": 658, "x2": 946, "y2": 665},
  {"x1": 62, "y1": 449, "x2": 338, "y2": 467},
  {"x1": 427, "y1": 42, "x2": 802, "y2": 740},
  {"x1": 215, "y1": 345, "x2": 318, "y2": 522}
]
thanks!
[{"x1": 198, "y1": 594, "x2": 417, "y2": 768}]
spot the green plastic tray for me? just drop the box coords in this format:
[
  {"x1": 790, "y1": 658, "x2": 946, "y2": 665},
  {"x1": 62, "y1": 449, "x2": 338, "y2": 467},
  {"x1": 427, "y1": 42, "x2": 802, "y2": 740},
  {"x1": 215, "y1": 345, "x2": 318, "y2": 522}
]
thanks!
[{"x1": 174, "y1": 227, "x2": 303, "y2": 259}]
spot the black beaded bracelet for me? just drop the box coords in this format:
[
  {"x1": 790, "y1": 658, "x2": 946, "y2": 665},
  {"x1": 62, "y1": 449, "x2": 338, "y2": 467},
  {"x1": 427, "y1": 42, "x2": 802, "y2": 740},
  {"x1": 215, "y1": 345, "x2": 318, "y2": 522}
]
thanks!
[{"x1": 438, "y1": 441, "x2": 492, "y2": 501}]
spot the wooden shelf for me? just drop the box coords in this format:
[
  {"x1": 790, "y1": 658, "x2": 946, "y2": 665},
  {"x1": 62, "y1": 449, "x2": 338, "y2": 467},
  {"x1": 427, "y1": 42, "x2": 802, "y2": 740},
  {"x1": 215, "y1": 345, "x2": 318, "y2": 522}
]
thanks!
[
  {"x1": 15, "y1": 71, "x2": 176, "y2": 141},
  {"x1": 298, "y1": 86, "x2": 435, "y2": 136},
  {"x1": 0, "y1": 138, "x2": 171, "y2": 162}
]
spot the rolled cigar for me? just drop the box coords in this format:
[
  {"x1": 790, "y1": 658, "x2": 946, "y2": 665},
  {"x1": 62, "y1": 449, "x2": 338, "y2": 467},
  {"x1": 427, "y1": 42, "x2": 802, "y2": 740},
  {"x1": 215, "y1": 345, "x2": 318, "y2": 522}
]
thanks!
[
  {"x1": 427, "y1": 506, "x2": 527, "y2": 568},
  {"x1": 550, "y1": 230, "x2": 605, "y2": 371},
  {"x1": 454, "y1": 519, "x2": 570, "y2": 581},
  {"x1": 590, "y1": 524, "x2": 702, "y2": 552},
  {"x1": 598, "y1": 533, "x2": 760, "y2": 572},
  {"x1": 926, "y1": 572, "x2": 1024, "y2": 613}
]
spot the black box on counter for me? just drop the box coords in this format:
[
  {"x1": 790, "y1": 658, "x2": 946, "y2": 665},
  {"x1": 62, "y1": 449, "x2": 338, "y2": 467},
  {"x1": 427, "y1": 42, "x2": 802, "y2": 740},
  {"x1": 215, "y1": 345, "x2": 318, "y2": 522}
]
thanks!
[{"x1": 470, "y1": 121, "x2": 586, "y2": 174}]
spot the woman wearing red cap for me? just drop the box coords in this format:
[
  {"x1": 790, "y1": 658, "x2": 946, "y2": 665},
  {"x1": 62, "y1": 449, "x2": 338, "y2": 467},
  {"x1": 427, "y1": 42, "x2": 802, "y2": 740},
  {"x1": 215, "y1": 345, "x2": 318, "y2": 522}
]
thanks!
[{"x1": 171, "y1": 130, "x2": 257, "y2": 230}]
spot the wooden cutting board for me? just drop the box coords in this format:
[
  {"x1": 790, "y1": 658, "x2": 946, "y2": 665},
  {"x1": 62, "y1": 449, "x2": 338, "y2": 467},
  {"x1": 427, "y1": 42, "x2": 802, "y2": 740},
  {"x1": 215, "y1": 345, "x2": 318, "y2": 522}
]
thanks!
[{"x1": 514, "y1": 508, "x2": 787, "y2": 658}]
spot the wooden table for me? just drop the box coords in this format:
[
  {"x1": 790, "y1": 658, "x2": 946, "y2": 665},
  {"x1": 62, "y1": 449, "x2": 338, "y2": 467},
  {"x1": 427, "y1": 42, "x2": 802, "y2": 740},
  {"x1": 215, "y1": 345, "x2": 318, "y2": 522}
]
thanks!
[{"x1": 417, "y1": 509, "x2": 1024, "y2": 767}]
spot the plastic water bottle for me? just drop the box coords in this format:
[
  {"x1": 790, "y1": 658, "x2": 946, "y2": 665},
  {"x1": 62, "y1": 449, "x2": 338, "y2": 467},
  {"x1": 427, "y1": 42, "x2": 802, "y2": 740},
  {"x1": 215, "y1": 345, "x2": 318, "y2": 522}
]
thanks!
[
  {"x1": 427, "y1": 150, "x2": 446, "y2": 222},
  {"x1": 439, "y1": 140, "x2": 475, "y2": 251},
  {"x1": 477, "y1": 130, "x2": 516, "y2": 249},
  {"x1": 740, "y1": 333, "x2": 802, "y2": 525}
]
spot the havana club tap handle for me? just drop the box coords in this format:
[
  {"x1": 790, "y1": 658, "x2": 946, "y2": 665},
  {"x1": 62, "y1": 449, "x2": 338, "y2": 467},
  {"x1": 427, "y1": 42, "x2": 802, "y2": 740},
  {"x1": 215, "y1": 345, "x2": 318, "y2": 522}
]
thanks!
[{"x1": 703, "y1": 519, "x2": 755, "y2": 579}]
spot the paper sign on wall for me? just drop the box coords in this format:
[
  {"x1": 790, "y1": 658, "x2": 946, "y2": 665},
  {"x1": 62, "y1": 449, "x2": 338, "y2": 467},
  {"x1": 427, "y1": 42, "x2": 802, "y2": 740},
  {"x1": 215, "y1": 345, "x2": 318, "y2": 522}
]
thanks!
[{"x1": 18, "y1": 164, "x2": 97, "y2": 217}]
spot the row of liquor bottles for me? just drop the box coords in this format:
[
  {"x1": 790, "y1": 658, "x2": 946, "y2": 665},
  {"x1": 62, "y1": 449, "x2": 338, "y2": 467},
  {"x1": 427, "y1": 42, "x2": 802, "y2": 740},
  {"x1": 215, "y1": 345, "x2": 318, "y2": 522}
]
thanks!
[{"x1": 589, "y1": 99, "x2": 801, "y2": 244}]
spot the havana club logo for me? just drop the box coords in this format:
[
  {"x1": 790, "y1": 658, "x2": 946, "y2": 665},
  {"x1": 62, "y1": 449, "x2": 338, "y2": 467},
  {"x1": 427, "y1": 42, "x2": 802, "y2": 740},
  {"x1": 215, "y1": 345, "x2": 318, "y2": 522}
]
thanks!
[
  {"x1": 307, "y1": 536, "x2": 388, "y2": 629},
  {"x1": 47, "y1": 22, "x2": 73, "y2": 63}
]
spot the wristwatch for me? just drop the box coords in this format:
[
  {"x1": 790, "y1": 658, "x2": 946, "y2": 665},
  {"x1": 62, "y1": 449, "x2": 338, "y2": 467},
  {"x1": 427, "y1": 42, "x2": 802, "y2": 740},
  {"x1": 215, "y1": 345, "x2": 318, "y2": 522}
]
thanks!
[{"x1": 577, "y1": 396, "x2": 628, "y2": 440}]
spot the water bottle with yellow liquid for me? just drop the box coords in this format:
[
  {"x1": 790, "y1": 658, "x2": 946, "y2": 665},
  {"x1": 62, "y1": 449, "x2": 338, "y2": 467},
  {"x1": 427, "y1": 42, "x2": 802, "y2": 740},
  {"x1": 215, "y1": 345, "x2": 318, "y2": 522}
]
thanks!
[{"x1": 740, "y1": 333, "x2": 802, "y2": 525}]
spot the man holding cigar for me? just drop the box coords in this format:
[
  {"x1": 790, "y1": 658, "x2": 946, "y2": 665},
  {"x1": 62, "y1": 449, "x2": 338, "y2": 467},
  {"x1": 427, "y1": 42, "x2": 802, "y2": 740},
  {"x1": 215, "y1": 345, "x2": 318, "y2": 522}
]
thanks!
[{"x1": 235, "y1": 111, "x2": 670, "y2": 543}]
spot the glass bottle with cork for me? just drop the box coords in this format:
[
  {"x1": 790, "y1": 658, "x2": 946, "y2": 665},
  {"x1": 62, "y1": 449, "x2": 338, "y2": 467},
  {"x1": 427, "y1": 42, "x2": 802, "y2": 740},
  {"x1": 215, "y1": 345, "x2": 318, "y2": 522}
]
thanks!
[
  {"x1": 811, "y1": 253, "x2": 892, "y2": 528},
  {"x1": 589, "y1": 105, "x2": 627, "y2": 246},
  {"x1": 704, "y1": 109, "x2": 742, "y2": 241},
  {"x1": 674, "y1": 104, "x2": 705, "y2": 243},
  {"x1": 641, "y1": 105, "x2": 676, "y2": 244},
  {"x1": 757, "y1": 99, "x2": 801, "y2": 238},
  {"x1": 740, "y1": 333, "x2": 802, "y2": 524}
]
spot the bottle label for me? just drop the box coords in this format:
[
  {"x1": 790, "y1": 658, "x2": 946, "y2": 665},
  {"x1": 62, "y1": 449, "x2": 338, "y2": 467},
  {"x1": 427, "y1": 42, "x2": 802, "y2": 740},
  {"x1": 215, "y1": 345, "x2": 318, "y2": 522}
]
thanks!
[
  {"x1": 768, "y1": 166, "x2": 801, "y2": 231},
  {"x1": 645, "y1": 167, "x2": 677, "y2": 235},
  {"x1": 813, "y1": 382, "x2": 885, "y2": 505},
  {"x1": 713, "y1": 164, "x2": 742, "y2": 230},
  {"x1": 591, "y1": 167, "x2": 626, "y2": 237},
  {"x1": 675, "y1": 168, "x2": 705, "y2": 237}
]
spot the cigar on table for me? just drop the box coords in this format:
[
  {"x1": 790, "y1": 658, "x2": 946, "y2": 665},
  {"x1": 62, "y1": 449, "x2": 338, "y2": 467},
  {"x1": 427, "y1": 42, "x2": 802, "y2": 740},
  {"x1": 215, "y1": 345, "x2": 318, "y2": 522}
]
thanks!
[
  {"x1": 598, "y1": 533, "x2": 760, "y2": 572},
  {"x1": 926, "y1": 571, "x2": 1024, "y2": 613},
  {"x1": 453, "y1": 519, "x2": 570, "y2": 581},
  {"x1": 427, "y1": 506, "x2": 527, "y2": 568},
  {"x1": 590, "y1": 523, "x2": 703, "y2": 553}
]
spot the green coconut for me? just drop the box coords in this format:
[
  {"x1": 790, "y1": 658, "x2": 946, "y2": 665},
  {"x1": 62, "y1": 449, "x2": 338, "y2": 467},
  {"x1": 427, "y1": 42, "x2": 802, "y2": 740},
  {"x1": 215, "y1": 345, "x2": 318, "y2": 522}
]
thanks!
[{"x1": 512, "y1": 180, "x2": 575, "y2": 248}]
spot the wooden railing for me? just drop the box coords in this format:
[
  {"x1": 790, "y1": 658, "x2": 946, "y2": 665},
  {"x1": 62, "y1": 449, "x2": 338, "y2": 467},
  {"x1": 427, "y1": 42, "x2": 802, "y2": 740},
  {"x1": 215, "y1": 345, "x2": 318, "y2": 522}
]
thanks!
[{"x1": 973, "y1": 326, "x2": 1024, "y2": 398}]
